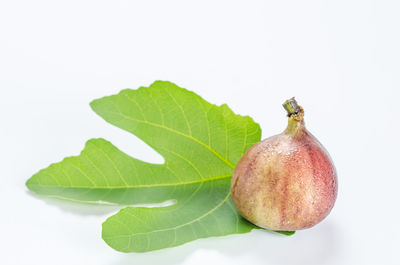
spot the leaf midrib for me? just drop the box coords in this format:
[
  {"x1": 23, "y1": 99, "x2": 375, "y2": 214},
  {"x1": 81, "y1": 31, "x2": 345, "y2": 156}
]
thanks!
[
  {"x1": 29, "y1": 173, "x2": 232, "y2": 189},
  {"x1": 104, "y1": 190, "x2": 232, "y2": 239}
]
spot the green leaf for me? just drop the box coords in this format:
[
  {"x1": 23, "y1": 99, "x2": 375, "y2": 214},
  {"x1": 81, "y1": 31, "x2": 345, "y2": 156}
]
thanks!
[{"x1": 26, "y1": 81, "x2": 294, "y2": 252}]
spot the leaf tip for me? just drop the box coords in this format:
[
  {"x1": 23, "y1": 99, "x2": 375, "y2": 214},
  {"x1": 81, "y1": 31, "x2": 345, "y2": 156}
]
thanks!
[
  {"x1": 149, "y1": 80, "x2": 177, "y2": 88},
  {"x1": 101, "y1": 208, "x2": 135, "y2": 253},
  {"x1": 25, "y1": 176, "x2": 34, "y2": 189},
  {"x1": 89, "y1": 97, "x2": 102, "y2": 113},
  {"x1": 275, "y1": 230, "x2": 296, "y2": 236}
]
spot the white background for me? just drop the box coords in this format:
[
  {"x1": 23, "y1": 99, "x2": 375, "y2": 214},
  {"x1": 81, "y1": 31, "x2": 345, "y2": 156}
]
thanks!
[{"x1": 1, "y1": 0, "x2": 399, "y2": 264}]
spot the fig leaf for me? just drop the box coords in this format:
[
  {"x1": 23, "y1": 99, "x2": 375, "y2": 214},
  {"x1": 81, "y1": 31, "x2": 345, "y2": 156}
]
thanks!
[{"x1": 26, "y1": 81, "x2": 293, "y2": 252}]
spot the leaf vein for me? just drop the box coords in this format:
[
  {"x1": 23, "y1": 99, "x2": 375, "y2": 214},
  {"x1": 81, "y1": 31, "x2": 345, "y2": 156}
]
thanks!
[{"x1": 102, "y1": 110, "x2": 235, "y2": 169}]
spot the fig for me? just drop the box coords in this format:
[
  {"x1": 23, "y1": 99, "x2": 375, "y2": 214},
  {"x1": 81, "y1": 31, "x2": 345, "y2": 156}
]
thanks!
[{"x1": 231, "y1": 98, "x2": 337, "y2": 231}]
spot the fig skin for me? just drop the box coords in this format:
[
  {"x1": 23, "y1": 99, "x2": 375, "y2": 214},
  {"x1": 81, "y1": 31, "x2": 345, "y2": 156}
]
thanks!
[{"x1": 231, "y1": 99, "x2": 337, "y2": 231}]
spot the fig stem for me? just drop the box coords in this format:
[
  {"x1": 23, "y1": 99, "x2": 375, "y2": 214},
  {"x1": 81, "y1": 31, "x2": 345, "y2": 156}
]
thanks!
[
  {"x1": 282, "y1": 97, "x2": 301, "y2": 116},
  {"x1": 283, "y1": 97, "x2": 305, "y2": 135}
]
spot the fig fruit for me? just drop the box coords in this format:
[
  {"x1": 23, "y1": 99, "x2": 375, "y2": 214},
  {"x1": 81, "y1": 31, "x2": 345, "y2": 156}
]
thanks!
[{"x1": 231, "y1": 98, "x2": 337, "y2": 231}]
